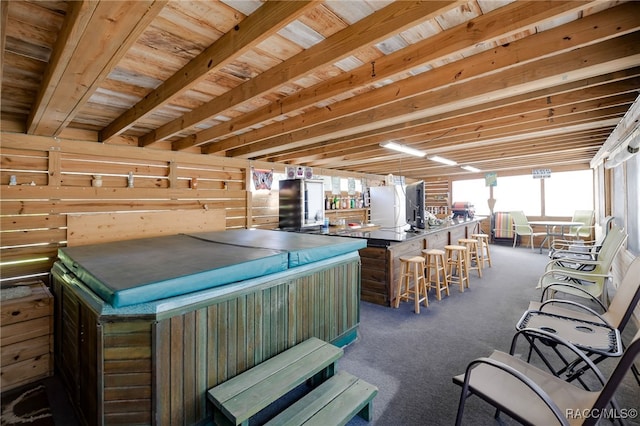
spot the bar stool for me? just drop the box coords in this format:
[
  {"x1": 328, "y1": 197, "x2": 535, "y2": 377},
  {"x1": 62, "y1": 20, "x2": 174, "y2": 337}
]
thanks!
[
  {"x1": 458, "y1": 238, "x2": 482, "y2": 278},
  {"x1": 422, "y1": 249, "x2": 449, "y2": 300},
  {"x1": 471, "y1": 233, "x2": 492, "y2": 269},
  {"x1": 444, "y1": 245, "x2": 469, "y2": 292},
  {"x1": 396, "y1": 256, "x2": 429, "y2": 313}
]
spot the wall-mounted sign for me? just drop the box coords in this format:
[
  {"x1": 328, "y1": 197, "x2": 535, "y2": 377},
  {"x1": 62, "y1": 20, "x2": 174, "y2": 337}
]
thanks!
[
  {"x1": 331, "y1": 176, "x2": 341, "y2": 194},
  {"x1": 532, "y1": 168, "x2": 551, "y2": 179},
  {"x1": 251, "y1": 167, "x2": 273, "y2": 190},
  {"x1": 485, "y1": 172, "x2": 497, "y2": 187}
]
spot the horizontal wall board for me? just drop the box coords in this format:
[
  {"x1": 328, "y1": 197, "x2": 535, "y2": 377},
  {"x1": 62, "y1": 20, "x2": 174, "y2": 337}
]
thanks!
[
  {"x1": 67, "y1": 209, "x2": 226, "y2": 246},
  {"x1": 0, "y1": 214, "x2": 67, "y2": 231},
  {"x1": 1, "y1": 200, "x2": 229, "y2": 215},
  {"x1": 1, "y1": 228, "x2": 67, "y2": 247},
  {"x1": 0, "y1": 186, "x2": 246, "y2": 200}
]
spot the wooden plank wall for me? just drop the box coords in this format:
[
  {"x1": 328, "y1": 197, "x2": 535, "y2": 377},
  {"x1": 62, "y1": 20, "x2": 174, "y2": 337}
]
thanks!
[
  {"x1": 66, "y1": 210, "x2": 226, "y2": 246},
  {"x1": 0, "y1": 134, "x2": 250, "y2": 286},
  {"x1": 425, "y1": 179, "x2": 450, "y2": 216},
  {"x1": 250, "y1": 190, "x2": 279, "y2": 230},
  {"x1": 1, "y1": 133, "x2": 388, "y2": 286}
]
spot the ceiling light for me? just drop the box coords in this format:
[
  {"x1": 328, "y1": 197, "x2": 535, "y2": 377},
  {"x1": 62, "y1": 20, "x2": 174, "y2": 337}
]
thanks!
[
  {"x1": 605, "y1": 125, "x2": 640, "y2": 169},
  {"x1": 428, "y1": 155, "x2": 457, "y2": 166},
  {"x1": 461, "y1": 165, "x2": 481, "y2": 172},
  {"x1": 380, "y1": 141, "x2": 426, "y2": 157}
]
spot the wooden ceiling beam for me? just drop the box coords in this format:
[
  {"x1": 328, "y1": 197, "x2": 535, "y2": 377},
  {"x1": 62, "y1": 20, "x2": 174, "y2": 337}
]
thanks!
[
  {"x1": 232, "y1": 35, "x2": 639, "y2": 160},
  {"x1": 189, "y1": 0, "x2": 589, "y2": 152},
  {"x1": 27, "y1": 0, "x2": 167, "y2": 136},
  {"x1": 313, "y1": 121, "x2": 617, "y2": 170},
  {"x1": 299, "y1": 118, "x2": 620, "y2": 169},
  {"x1": 222, "y1": 5, "x2": 640, "y2": 158},
  {"x1": 332, "y1": 131, "x2": 610, "y2": 168},
  {"x1": 357, "y1": 147, "x2": 600, "y2": 175},
  {"x1": 266, "y1": 81, "x2": 640, "y2": 163},
  {"x1": 434, "y1": 134, "x2": 609, "y2": 160},
  {"x1": 351, "y1": 150, "x2": 596, "y2": 177},
  {"x1": 100, "y1": 0, "x2": 317, "y2": 143},
  {"x1": 307, "y1": 136, "x2": 609, "y2": 175},
  {"x1": 164, "y1": 0, "x2": 464, "y2": 151},
  {"x1": 272, "y1": 68, "x2": 640, "y2": 164},
  {"x1": 408, "y1": 104, "x2": 632, "y2": 150}
]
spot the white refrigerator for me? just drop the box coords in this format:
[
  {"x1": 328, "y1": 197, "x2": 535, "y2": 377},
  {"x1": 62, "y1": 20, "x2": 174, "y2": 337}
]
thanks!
[{"x1": 369, "y1": 185, "x2": 406, "y2": 229}]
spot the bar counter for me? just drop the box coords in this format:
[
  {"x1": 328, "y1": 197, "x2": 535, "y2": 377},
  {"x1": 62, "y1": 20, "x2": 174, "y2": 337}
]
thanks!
[{"x1": 299, "y1": 217, "x2": 486, "y2": 306}]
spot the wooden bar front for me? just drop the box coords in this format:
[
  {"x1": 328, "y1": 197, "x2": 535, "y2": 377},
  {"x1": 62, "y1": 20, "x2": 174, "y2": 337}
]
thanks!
[{"x1": 359, "y1": 219, "x2": 485, "y2": 306}]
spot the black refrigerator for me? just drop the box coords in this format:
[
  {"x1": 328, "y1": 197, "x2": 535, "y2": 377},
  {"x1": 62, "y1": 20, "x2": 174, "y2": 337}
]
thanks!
[{"x1": 279, "y1": 179, "x2": 325, "y2": 230}]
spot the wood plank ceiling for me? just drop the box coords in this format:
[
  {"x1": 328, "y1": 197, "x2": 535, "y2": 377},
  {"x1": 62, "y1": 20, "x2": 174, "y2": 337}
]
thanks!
[{"x1": 2, "y1": 0, "x2": 640, "y2": 180}]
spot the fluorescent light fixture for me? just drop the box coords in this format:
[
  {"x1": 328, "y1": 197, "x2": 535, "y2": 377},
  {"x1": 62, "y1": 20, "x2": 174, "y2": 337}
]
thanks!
[
  {"x1": 380, "y1": 141, "x2": 426, "y2": 157},
  {"x1": 605, "y1": 128, "x2": 640, "y2": 169},
  {"x1": 461, "y1": 165, "x2": 481, "y2": 172},
  {"x1": 428, "y1": 155, "x2": 457, "y2": 166}
]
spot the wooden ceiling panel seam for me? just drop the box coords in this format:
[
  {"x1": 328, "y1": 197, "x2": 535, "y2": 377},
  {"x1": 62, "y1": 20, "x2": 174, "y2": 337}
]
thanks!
[{"x1": 1, "y1": 1, "x2": 8, "y2": 87}]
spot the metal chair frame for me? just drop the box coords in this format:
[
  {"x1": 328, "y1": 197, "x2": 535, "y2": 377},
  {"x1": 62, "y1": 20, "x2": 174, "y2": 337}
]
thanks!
[{"x1": 454, "y1": 327, "x2": 640, "y2": 426}]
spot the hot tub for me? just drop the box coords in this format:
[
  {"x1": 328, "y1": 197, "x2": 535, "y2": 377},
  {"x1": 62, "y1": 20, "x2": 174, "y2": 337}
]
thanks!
[{"x1": 51, "y1": 229, "x2": 366, "y2": 425}]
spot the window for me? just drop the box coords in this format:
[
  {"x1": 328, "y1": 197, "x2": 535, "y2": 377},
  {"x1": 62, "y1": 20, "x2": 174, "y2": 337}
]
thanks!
[
  {"x1": 451, "y1": 179, "x2": 489, "y2": 215},
  {"x1": 544, "y1": 170, "x2": 594, "y2": 216},
  {"x1": 493, "y1": 175, "x2": 541, "y2": 216},
  {"x1": 451, "y1": 170, "x2": 593, "y2": 218}
]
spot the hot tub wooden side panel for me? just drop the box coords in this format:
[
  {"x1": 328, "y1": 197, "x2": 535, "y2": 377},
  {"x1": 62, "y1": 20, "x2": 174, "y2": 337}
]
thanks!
[
  {"x1": 54, "y1": 255, "x2": 361, "y2": 426},
  {"x1": 154, "y1": 257, "x2": 360, "y2": 425}
]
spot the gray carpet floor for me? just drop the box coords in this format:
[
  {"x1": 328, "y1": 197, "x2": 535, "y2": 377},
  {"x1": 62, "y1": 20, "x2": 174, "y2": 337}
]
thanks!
[{"x1": 342, "y1": 244, "x2": 640, "y2": 426}]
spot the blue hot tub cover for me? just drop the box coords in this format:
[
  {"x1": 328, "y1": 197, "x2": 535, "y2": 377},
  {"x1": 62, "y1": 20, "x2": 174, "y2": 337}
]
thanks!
[
  {"x1": 186, "y1": 229, "x2": 367, "y2": 267},
  {"x1": 57, "y1": 234, "x2": 288, "y2": 308}
]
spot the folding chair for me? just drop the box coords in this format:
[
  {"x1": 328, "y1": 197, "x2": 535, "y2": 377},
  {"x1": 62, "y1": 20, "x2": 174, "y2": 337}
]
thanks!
[
  {"x1": 492, "y1": 211, "x2": 514, "y2": 243},
  {"x1": 548, "y1": 216, "x2": 614, "y2": 261},
  {"x1": 531, "y1": 257, "x2": 640, "y2": 334},
  {"x1": 515, "y1": 310, "x2": 623, "y2": 388},
  {"x1": 511, "y1": 210, "x2": 546, "y2": 250},
  {"x1": 453, "y1": 328, "x2": 640, "y2": 426},
  {"x1": 553, "y1": 209, "x2": 595, "y2": 241},
  {"x1": 538, "y1": 224, "x2": 628, "y2": 304},
  {"x1": 527, "y1": 256, "x2": 640, "y2": 386}
]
